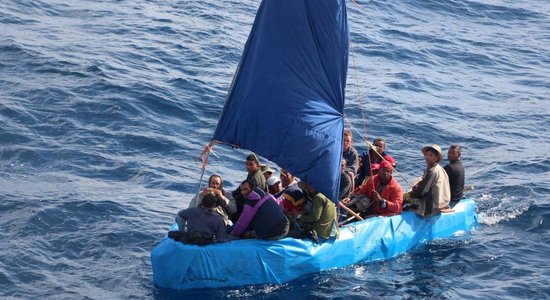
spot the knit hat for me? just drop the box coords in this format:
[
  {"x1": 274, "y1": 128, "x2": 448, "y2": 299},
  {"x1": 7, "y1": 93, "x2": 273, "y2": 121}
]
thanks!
[
  {"x1": 379, "y1": 160, "x2": 393, "y2": 171},
  {"x1": 422, "y1": 144, "x2": 443, "y2": 162},
  {"x1": 267, "y1": 176, "x2": 281, "y2": 187},
  {"x1": 370, "y1": 163, "x2": 380, "y2": 171}
]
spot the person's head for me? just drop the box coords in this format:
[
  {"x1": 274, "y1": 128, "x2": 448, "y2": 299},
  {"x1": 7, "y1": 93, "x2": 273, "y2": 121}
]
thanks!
[
  {"x1": 240, "y1": 179, "x2": 253, "y2": 198},
  {"x1": 201, "y1": 193, "x2": 218, "y2": 208},
  {"x1": 267, "y1": 176, "x2": 282, "y2": 195},
  {"x1": 378, "y1": 161, "x2": 393, "y2": 184},
  {"x1": 341, "y1": 159, "x2": 347, "y2": 173},
  {"x1": 280, "y1": 169, "x2": 295, "y2": 187},
  {"x1": 260, "y1": 164, "x2": 273, "y2": 180},
  {"x1": 422, "y1": 144, "x2": 443, "y2": 166},
  {"x1": 447, "y1": 144, "x2": 462, "y2": 163},
  {"x1": 372, "y1": 138, "x2": 386, "y2": 153},
  {"x1": 246, "y1": 153, "x2": 260, "y2": 173},
  {"x1": 208, "y1": 174, "x2": 223, "y2": 190},
  {"x1": 343, "y1": 130, "x2": 353, "y2": 151}
]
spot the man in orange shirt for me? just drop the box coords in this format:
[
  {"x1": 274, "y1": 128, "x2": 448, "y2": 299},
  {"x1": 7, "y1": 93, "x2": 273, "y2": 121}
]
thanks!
[{"x1": 355, "y1": 160, "x2": 403, "y2": 216}]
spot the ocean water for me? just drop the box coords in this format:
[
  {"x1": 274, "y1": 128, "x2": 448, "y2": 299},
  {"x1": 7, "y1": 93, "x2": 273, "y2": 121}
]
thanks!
[{"x1": 1, "y1": 0, "x2": 549, "y2": 298}]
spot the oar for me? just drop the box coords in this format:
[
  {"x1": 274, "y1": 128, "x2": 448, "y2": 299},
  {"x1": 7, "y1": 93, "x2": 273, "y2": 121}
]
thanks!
[{"x1": 338, "y1": 202, "x2": 364, "y2": 221}]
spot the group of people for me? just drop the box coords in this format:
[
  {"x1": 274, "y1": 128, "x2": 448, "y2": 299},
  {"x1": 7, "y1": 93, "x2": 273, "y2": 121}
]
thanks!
[
  {"x1": 173, "y1": 153, "x2": 338, "y2": 245},
  {"x1": 341, "y1": 130, "x2": 465, "y2": 220},
  {"x1": 172, "y1": 132, "x2": 465, "y2": 246}
]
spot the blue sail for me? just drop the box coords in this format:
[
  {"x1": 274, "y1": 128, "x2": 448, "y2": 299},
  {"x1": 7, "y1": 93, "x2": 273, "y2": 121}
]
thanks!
[{"x1": 212, "y1": 0, "x2": 349, "y2": 202}]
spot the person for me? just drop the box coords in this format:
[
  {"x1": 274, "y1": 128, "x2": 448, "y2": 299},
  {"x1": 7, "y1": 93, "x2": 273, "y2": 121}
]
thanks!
[
  {"x1": 356, "y1": 138, "x2": 396, "y2": 187},
  {"x1": 231, "y1": 186, "x2": 289, "y2": 241},
  {"x1": 342, "y1": 130, "x2": 359, "y2": 190},
  {"x1": 188, "y1": 174, "x2": 236, "y2": 226},
  {"x1": 296, "y1": 181, "x2": 338, "y2": 243},
  {"x1": 172, "y1": 193, "x2": 228, "y2": 245},
  {"x1": 409, "y1": 144, "x2": 450, "y2": 217},
  {"x1": 231, "y1": 153, "x2": 267, "y2": 221},
  {"x1": 339, "y1": 159, "x2": 352, "y2": 200},
  {"x1": 444, "y1": 144, "x2": 465, "y2": 204},
  {"x1": 280, "y1": 168, "x2": 299, "y2": 190},
  {"x1": 260, "y1": 164, "x2": 274, "y2": 181},
  {"x1": 267, "y1": 176, "x2": 283, "y2": 197},
  {"x1": 354, "y1": 161, "x2": 403, "y2": 216}
]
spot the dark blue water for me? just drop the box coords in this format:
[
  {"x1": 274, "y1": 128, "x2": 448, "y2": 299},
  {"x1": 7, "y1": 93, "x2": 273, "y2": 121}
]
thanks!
[{"x1": 1, "y1": 0, "x2": 549, "y2": 298}]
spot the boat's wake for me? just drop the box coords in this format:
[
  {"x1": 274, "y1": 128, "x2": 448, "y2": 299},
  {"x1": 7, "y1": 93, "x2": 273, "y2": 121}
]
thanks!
[{"x1": 476, "y1": 193, "x2": 532, "y2": 225}]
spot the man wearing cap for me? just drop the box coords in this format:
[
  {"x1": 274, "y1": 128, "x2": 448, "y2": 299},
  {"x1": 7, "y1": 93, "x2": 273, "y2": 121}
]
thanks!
[
  {"x1": 354, "y1": 160, "x2": 403, "y2": 216},
  {"x1": 409, "y1": 144, "x2": 451, "y2": 217},
  {"x1": 260, "y1": 164, "x2": 274, "y2": 181},
  {"x1": 267, "y1": 176, "x2": 283, "y2": 197},
  {"x1": 444, "y1": 144, "x2": 465, "y2": 204}
]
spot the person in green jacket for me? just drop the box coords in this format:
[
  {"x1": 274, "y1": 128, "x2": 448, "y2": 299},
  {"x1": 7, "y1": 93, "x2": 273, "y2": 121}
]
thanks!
[{"x1": 297, "y1": 181, "x2": 339, "y2": 243}]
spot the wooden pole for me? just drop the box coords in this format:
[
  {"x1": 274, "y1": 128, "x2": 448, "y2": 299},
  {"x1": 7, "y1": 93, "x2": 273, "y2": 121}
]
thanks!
[{"x1": 338, "y1": 202, "x2": 364, "y2": 221}]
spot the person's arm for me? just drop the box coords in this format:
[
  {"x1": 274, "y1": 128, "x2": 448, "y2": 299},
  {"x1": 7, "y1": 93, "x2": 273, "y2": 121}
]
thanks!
[
  {"x1": 223, "y1": 190, "x2": 237, "y2": 214},
  {"x1": 299, "y1": 196, "x2": 322, "y2": 223},
  {"x1": 382, "y1": 184, "x2": 403, "y2": 214},
  {"x1": 231, "y1": 202, "x2": 258, "y2": 236}
]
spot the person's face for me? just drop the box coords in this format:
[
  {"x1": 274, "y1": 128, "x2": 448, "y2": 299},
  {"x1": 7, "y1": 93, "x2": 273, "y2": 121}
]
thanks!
[
  {"x1": 379, "y1": 167, "x2": 392, "y2": 183},
  {"x1": 263, "y1": 172, "x2": 272, "y2": 181},
  {"x1": 245, "y1": 160, "x2": 259, "y2": 173},
  {"x1": 209, "y1": 176, "x2": 222, "y2": 190},
  {"x1": 424, "y1": 151, "x2": 438, "y2": 166},
  {"x1": 240, "y1": 182, "x2": 252, "y2": 197},
  {"x1": 447, "y1": 148, "x2": 460, "y2": 163},
  {"x1": 268, "y1": 182, "x2": 281, "y2": 194},
  {"x1": 343, "y1": 135, "x2": 352, "y2": 151},
  {"x1": 280, "y1": 170, "x2": 293, "y2": 187},
  {"x1": 373, "y1": 140, "x2": 385, "y2": 153}
]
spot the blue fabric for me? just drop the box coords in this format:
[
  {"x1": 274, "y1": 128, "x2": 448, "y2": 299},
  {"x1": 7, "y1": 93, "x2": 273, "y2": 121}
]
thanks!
[
  {"x1": 212, "y1": 0, "x2": 349, "y2": 203},
  {"x1": 152, "y1": 199, "x2": 478, "y2": 290}
]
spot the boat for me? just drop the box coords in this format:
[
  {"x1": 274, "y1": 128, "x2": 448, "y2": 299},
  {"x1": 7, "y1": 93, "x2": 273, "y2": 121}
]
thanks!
[{"x1": 151, "y1": 0, "x2": 478, "y2": 290}]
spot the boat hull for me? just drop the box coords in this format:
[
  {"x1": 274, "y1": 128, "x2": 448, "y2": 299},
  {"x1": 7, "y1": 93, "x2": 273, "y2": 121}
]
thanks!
[{"x1": 151, "y1": 199, "x2": 477, "y2": 290}]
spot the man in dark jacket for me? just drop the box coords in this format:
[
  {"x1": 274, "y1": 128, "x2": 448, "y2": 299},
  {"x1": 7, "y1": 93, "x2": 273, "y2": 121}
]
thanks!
[
  {"x1": 174, "y1": 193, "x2": 228, "y2": 245},
  {"x1": 444, "y1": 144, "x2": 465, "y2": 204}
]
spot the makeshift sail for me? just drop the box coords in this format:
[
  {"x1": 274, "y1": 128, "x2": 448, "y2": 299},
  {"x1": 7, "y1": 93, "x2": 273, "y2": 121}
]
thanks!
[{"x1": 212, "y1": 0, "x2": 349, "y2": 202}]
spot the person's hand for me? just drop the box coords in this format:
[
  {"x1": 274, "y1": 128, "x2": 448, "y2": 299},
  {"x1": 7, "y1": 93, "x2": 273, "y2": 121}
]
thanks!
[
  {"x1": 213, "y1": 189, "x2": 223, "y2": 198},
  {"x1": 372, "y1": 191, "x2": 381, "y2": 201},
  {"x1": 342, "y1": 197, "x2": 351, "y2": 204}
]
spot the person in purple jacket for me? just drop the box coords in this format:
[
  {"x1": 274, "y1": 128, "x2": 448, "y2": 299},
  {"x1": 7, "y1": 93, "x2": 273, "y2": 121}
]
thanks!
[{"x1": 231, "y1": 181, "x2": 289, "y2": 241}]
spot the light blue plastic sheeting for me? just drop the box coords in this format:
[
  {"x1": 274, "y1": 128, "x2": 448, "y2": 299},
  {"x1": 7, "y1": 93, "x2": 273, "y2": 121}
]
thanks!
[{"x1": 151, "y1": 199, "x2": 477, "y2": 290}]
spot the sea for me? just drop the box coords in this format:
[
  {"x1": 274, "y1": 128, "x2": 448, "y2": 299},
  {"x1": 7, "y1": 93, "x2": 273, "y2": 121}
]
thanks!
[{"x1": 1, "y1": 0, "x2": 549, "y2": 299}]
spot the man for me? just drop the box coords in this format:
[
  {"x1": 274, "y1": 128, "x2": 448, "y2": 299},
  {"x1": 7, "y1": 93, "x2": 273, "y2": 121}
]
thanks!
[
  {"x1": 232, "y1": 153, "x2": 267, "y2": 222},
  {"x1": 173, "y1": 193, "x2": 228, "y2": 245},
  {"x1": 339, "y1": 159, "x2": 352, "y2": 201},
  {"x1": 267, "y1": 176, "x2": 283, "y2": 197},
  {"x1": 280, "y1": 169, "x2": 299, "y2": 190},
  {"x1": 409, "y1": 144, "x2": 450, "y2": 217},
  {"x1": 297, "y1": 181, "x2": 338, "y2": 242},
  {"x1": 343, "y1": 130, "x2": 359, "y2": 190},
  {"x1": 444, "y1": 144, "x2": 465, "y2": 204},
  {"x1": 188, "y1": 174, "x2": 236, "y2": 226},
  {"x1": 260, "y1": 164, "x2": 274, "y2": 181},
  {"x1": 354, "y1": 161, "x2": 403, "y2": 216},
  {"x1": 356, "y1": 138, "x2": 396, "y2": 187},
  {"x1": 231, "y1": 186, "x2": 289, "y2": 241}
]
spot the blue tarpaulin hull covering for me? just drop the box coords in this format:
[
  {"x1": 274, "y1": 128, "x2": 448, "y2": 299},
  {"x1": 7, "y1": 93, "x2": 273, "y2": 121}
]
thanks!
[{"x1": 151, "y1": 199, "x2": 477, "y2": 290}]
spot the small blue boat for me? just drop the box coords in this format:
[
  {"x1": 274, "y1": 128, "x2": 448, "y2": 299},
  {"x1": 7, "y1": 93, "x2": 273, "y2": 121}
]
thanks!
[
  {"x1": 152, "y1": 199, "x2": 477, "y2": 290},
  {"x1": 151, "y1": 0, "x2": 477, "y2": 290}
]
